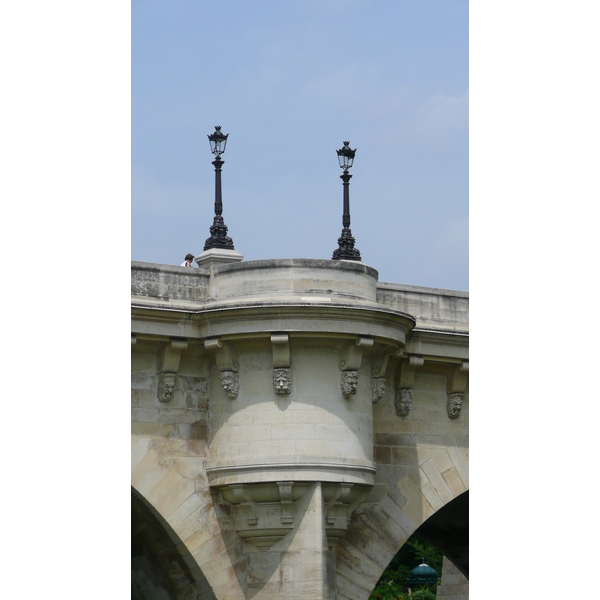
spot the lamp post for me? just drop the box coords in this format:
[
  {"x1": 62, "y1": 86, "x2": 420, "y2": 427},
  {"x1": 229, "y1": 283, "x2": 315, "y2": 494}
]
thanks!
[
  {"x1": 204, "y1": 126, "x2": 235, "y2": 251},
  {"x1": 332, "y1": 141, "x2": 361, "y2": 261}
]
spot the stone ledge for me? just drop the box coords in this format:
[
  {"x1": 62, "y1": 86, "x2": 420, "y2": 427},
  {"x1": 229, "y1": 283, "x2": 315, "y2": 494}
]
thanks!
[{"x1": 206, "y1": 456, "x2": 377, "y2": 487}]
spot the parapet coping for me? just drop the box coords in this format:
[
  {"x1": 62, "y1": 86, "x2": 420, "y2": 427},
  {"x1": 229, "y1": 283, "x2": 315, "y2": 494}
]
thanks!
[
  {"x1": 131, "y1": 260, "x2": 210, "y2": 276},
  {"x1": 212, "y1": 257, "x2": 379, "y2": 278},
  {"x1": 378, "y1": 281, "x2": 469, "y2": 298},
  {"x1": 132, "y1": 258, "x2": 378, "y2": 278}
]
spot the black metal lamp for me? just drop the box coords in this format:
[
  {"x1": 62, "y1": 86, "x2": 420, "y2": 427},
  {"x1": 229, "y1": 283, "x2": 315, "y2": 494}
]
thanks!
[
  {"x1": 337, "y1": 141, "x2": 356, "y2": 170},
  {"x1": 332, "y1": 141, "x2": 361, "y2": 261},
  {"x1": 208, "y1": 126, "x2": 228, "y2": 157},
  {"x1": 204, "y1": 126, "x2": 234, "y2": 251}
]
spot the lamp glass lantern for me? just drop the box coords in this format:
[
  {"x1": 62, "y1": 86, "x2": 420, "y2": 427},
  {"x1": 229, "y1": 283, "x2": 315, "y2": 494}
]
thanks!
[
  {"x1": 336, "y1": 141, "x2": 356, "y2": 170},
  {"x1": 208, "y1": 126, "x2": 229, "y2": 157}
]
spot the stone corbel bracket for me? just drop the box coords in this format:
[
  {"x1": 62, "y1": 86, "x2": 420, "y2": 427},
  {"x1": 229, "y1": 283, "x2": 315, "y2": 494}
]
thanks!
[
  {"x1": 446, "y1": 361, "x2": 468, "y2": 419},
  {"x1": 323, "y1": 483, "x2": 372, "y2": 551},
  {"x1": 156, "y1": 338, "x2": 188, "y2": 403},
  {"x1": 271, "y1": 333, "x2": 292, "y2": 396},
  {"x1": 217, "y1": 482, "x2": 308, "y2": 550},
  {"x1": 340, "y1": 337, "x2": 374, "y2": 398},
  {"x1": 371, "y1": 347, "x2": 403, "y2": 404},
  {"x1": 394, "y1": 354, "x2": 424, "y2": 416},
  {"x1": 230, "y1": 484, "x2": 258, "y2": 525},
  {"x1": 204, "y1": 338, "x2": 239, "y2": 399},
  {"x1": 277, "y1": 481, "x2": 294, "y2": 525}
]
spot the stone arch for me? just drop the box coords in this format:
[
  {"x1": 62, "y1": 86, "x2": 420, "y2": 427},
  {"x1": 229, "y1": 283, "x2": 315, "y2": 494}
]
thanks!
[
  {"x1": 131, "y1": 434, "x2": 246, "y2": 600},
  {"x1": 132, "y1": 487, "x2": 216, "y2": 599},
  {"x1": 413, "y1": 490, "x2": 468, "y2": 578},
  {"x1": 334, "y1": 442, "x2": 469, "y2": 600}
]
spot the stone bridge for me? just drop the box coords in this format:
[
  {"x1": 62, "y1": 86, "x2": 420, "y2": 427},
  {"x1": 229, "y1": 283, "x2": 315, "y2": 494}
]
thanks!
[{"x1": 131, "y1": 257, "x2": 468, "y2": 600}]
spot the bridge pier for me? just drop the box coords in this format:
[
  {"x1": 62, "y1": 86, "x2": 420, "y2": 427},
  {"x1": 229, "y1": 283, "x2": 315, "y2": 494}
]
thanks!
[
  {"x1": 244, "y1": 482, "x2": 335, "y2": 599},
  {"x1": 131, "y1": 259, "x2": 469, "y2": 599}
]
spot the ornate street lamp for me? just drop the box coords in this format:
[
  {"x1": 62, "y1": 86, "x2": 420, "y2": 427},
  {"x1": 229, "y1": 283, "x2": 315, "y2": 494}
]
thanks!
[
  {"x1": 332, "y1": 141, "x2": 361, "y2": 261},
  {"x1": 204, "y1": 126, "x2": 235, "y2": 250}
]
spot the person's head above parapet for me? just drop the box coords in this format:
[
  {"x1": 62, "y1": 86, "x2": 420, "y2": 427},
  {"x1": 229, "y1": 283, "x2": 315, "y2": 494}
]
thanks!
[{"x1": 181, "y1": 253, "x2": 194, "y2": 267}]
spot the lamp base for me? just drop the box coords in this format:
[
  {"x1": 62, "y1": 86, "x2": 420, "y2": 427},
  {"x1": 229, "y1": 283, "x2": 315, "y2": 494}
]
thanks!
[
  {"x1": 332, "y1": 229, "x2": 361, "y2": 261},
  {"x1": 195, "y1": 248, "x2": 243, "y2": 269}
]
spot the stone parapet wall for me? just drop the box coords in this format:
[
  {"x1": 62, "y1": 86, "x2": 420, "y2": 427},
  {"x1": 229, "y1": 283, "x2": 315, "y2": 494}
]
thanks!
[
  {"x1": 132, "y1": 261, "x2": 210, "y2": 303},
  {"x1": 131, "y1": 262, "x2": 469, "y2": 333},
  {"x1": 377, "y1": 282, "x2": 468, "y2": 332}
]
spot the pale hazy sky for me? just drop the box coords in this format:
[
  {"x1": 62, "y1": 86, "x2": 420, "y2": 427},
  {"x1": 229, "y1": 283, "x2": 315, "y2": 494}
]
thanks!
[{"x1": 132, "y1": 1, "x2": 468, "y2": 290}]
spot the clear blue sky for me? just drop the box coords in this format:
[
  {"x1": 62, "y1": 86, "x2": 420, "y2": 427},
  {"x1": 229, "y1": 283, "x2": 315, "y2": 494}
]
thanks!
[{"x1": 132, "y1": 0, "x2": 468, "y2": 290}]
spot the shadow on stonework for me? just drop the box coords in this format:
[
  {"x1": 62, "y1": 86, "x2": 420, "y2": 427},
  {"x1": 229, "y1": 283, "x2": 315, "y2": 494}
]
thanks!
[
  {"x1": 206, "y1": 339, "x2": 377, "y2": 465},
  {"x1": 213, "y1": 481, "x2": 332, "y2": 599},
  {"x1": 332, "y1": 367, "x2": 469, "y2": 599},
  {"x1": 132, "y1": 488, "x2": 217, "y2": 600}
]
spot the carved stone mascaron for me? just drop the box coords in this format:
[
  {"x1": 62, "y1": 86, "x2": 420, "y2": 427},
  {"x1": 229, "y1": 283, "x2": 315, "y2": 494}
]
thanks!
[
  {"x1": 273, "y1": 368, "x2": 292, "y2": 395},
  {"x1": 447, "y1": 392, "x2": 463, "y2": 419},
  {"x1": 157, "y1": 372, "x2": 176, "y2": 403},
  {"x1": 395, "y1": 388, "x2": 412, "y2": 417},
  {"x1": 220, "y1": 371, "x2": 239, "y2": 399},
  {"x1": 341, "y1": 371, "x2": 359, "y2": 398}
]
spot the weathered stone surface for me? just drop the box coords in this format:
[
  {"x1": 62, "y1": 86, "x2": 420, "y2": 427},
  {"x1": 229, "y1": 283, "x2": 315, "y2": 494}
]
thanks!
[
  {"x1": 437, "y1": 556, "x2": 469, "y2": 598},
  {"x1": 131, "y1": 259, "x2": 468, "y2": 599}
]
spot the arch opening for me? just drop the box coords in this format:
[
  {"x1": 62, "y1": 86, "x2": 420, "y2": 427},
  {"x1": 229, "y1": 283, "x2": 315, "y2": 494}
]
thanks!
[
  {"x1": 367, "y1": 490, "x2": 469, "y2": 599},
  {"x1": 412, "y1": 489, "x2": 468, "y2": 578},
  {"x1": 131, "y1": 487, "x2": 216, "y2": 600}
]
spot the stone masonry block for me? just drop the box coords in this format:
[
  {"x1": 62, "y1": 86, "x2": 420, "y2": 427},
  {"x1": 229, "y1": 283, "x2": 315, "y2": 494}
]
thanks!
[
  {"x1": 136, "y1": 389, "x2": 160, "y2": 407},
  {"x1": 335, "y1": 574, "x2": 370, "y2": 600},
  {"x1": 420, "y1": 459, "x2": 454, "y2": 504},
  {"x1": 447, "y1": 446, "x2": 469, "y2": 488},
  {"x1": 131, "y1": 371, "x2": 157, "y2": 390},
  {"x1": 131, "y1": 423, "x2": 173, "y2": 438},
  {"x1": 145, "y1": 469, "x2": 182, "y2": 507},
  {"x1": 186, "y1": 530, "x2": 226, "y2": 565},
  {"x1": 132, "y1": 407, "x2": 160, "y2": 423},
  {"x1": 153, "y1": 478, "x2": 195, "y2": 519},
  {"x1": 441, "y1": 466, "x2": 467, "y2": 497},
  {"x1": 247, "y1": 551, "x2": 282, "y2": 584},
  {"x1": 135, "y1": 462, "x2": 171, "y2": 497},
  {"x1": 374, "y1": 446, "x2": 392, "y2": 464},
  {"x1": 131, "y1": 449, "x2": 161, "y2": 488},
  {"x1": 378, "y1": 495, "x2": 416, "y2": 537},
  {"x1": 131, "y1": 436, "x2": 152, "y2": 470},
  {"x1": 431, "y1": 448, "x2": 454, "y2": 474},
  {"x1": 420, "y1": 482, "x2": 444, "y2": 511},
  {"x1": 337, "y1": 539, "x2": 383, "y2": 582},
  {"x1": 175, "y1": 503, "x2": 216, "y2": 544},
  {"x1": 184, "y1": 391, "x2": 208, "y2": 411}
]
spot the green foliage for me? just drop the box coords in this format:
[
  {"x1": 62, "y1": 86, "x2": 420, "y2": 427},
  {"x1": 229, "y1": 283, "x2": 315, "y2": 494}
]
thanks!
[
  {"x1": 367, "y1": 535, "x2": 442, "y2": 600},
  {"x1": 369, "y1": 579, "x2": 409, "y2": 600},
  {"x1": 411, "y1": 589, "x2": 437, "y2": 600}
]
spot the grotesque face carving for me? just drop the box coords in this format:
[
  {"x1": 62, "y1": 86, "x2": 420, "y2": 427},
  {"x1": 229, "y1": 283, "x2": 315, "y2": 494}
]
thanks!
[
  {"x1": 341, "y1": 371, "x2": 359, "y2": 398},
  {"x1": 220, "y1": 371, "x2": 239, "y2": 399},
  {"x1": 446, "y1": 392, "x2": 463, "y2": 419},
  {"x1": 395, "y1": 388, "x2": 412, "y2": 417},
  {"x1": 371, "y1": 377, "x2": 386, "y2": 404},
  {"x1": 158, "y1": 372, "x2": 176, "y2": 403},
  {"x1": 273, "y1": 368, "x2": 292, "y2": 395}
]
